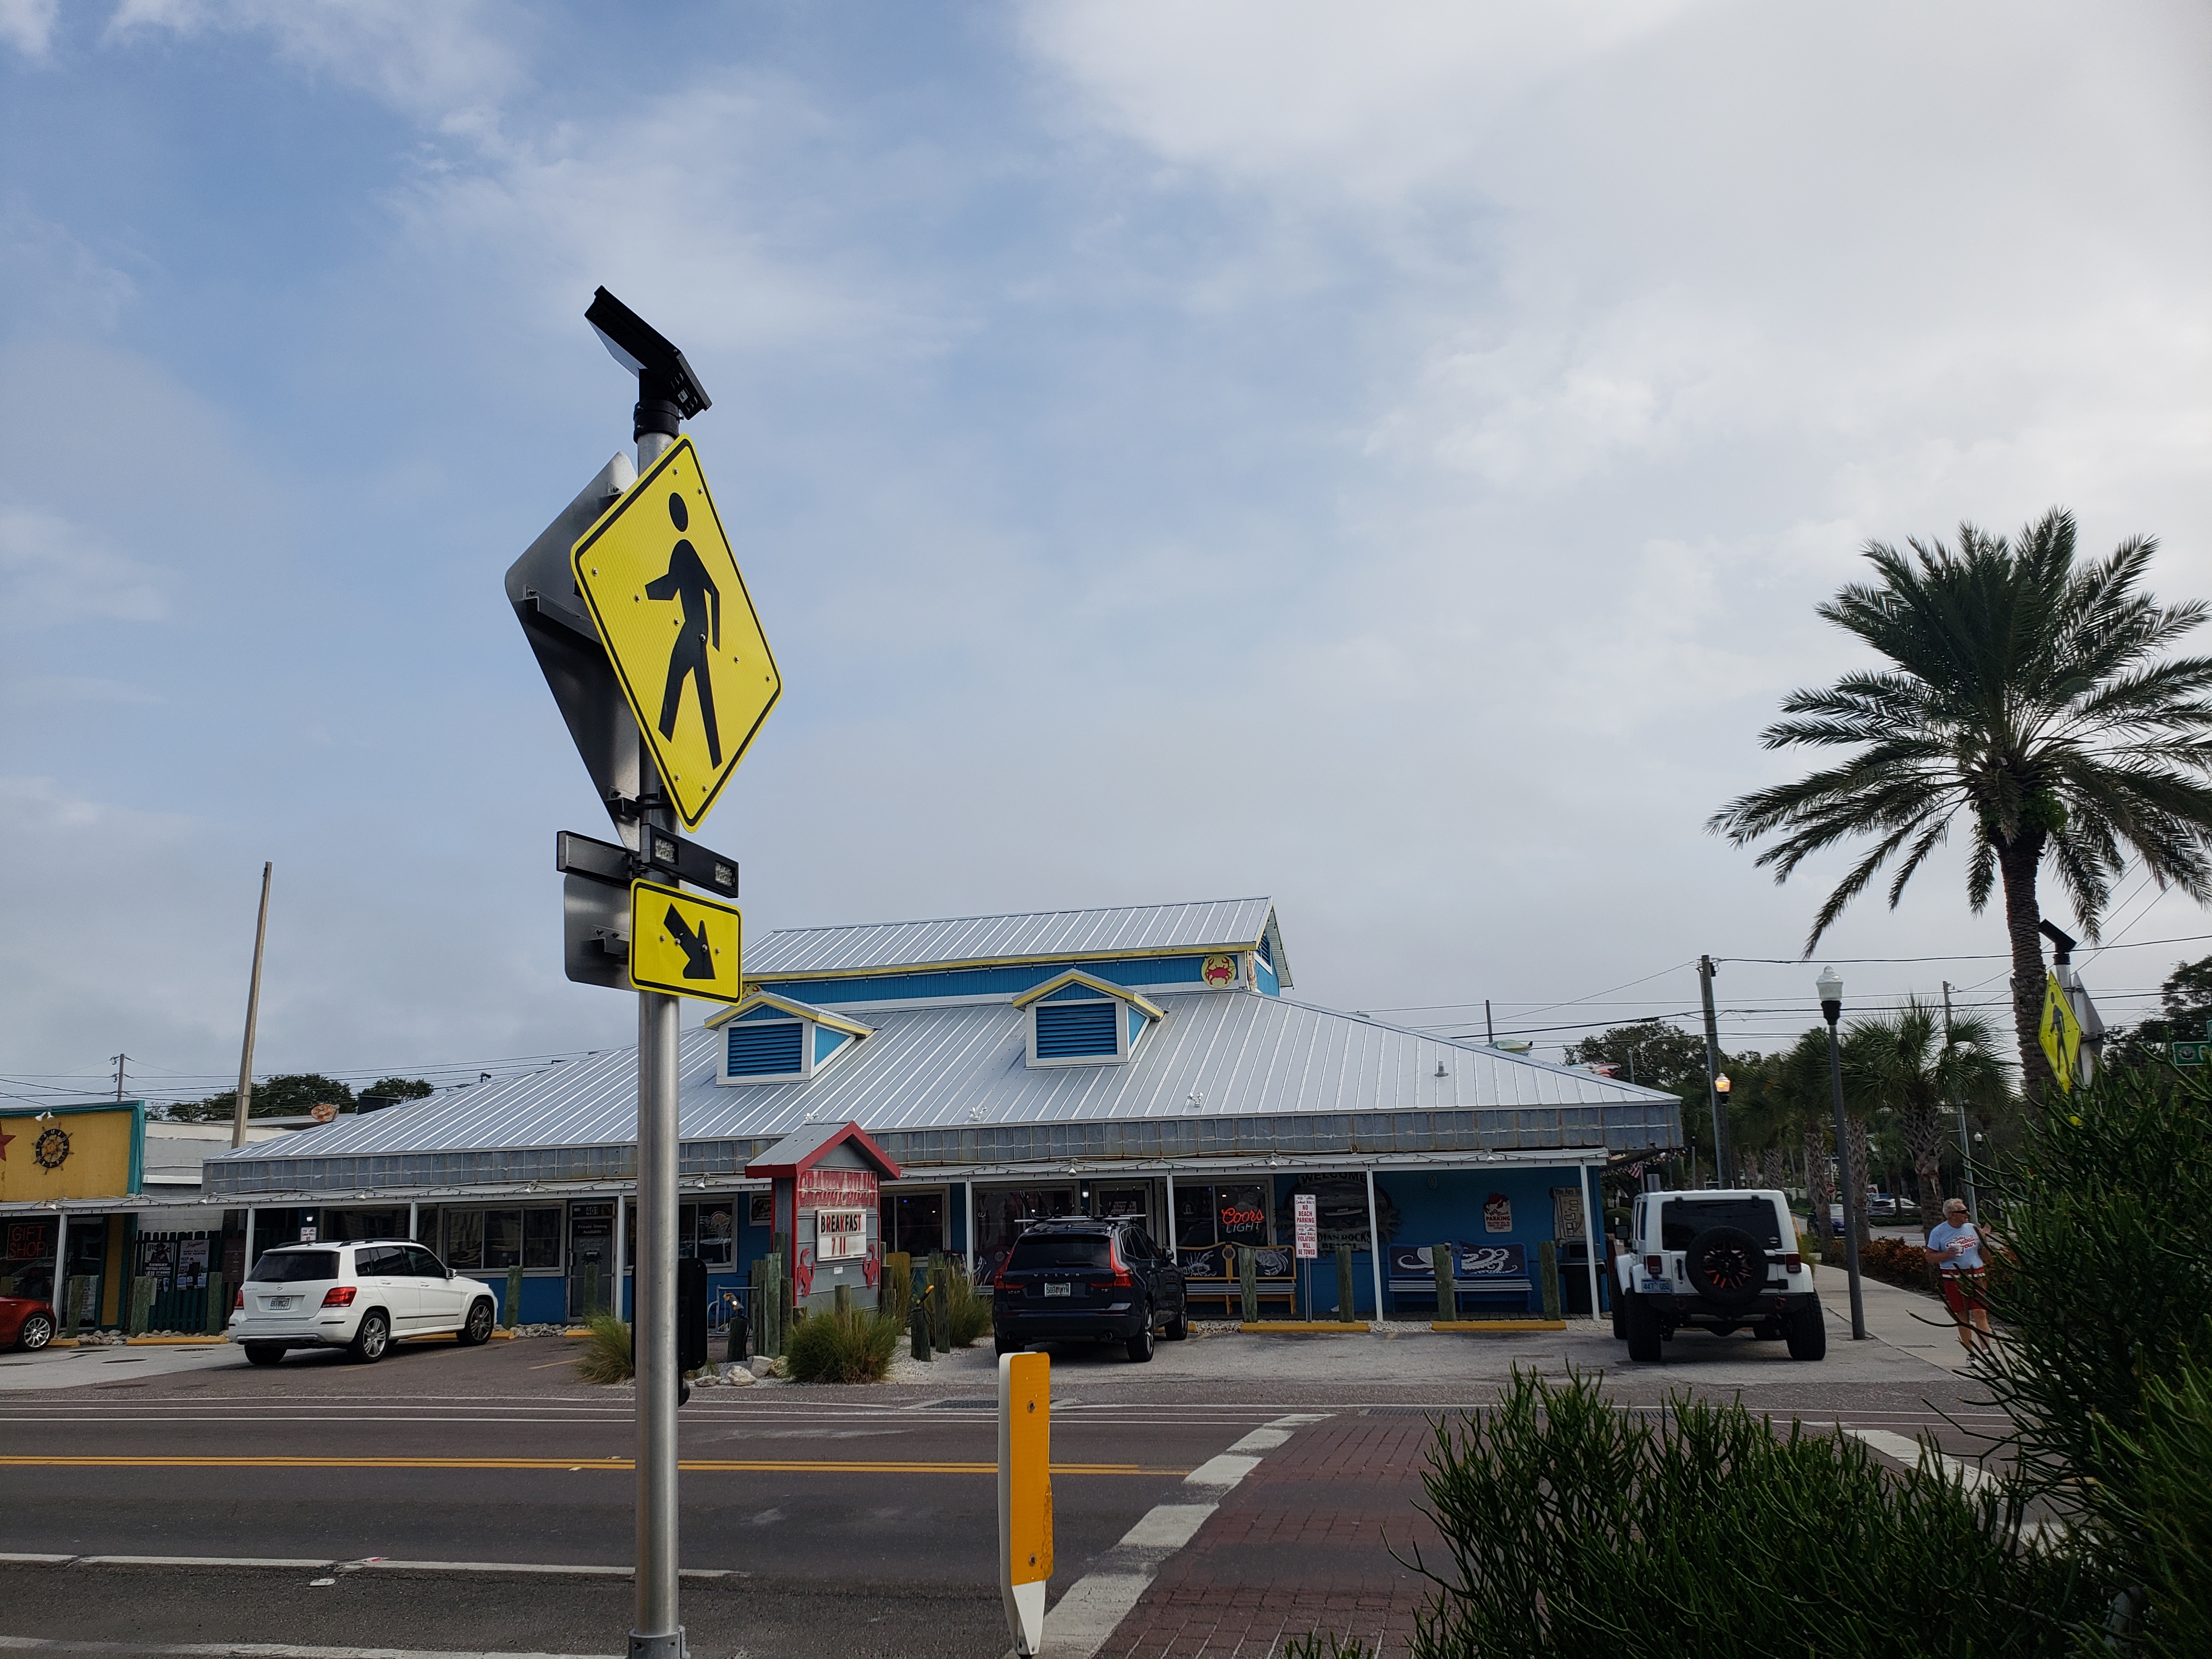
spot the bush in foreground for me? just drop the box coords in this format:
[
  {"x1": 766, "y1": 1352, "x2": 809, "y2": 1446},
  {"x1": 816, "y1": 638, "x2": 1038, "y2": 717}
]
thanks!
[
  {"x1": 785, "y1": 1305, "x2": 902, "y2": 1384},
  {"x1": 1976, "y1": 1066, "x2": 2212, "y2": 1652},
  {"x1": 1396, "y1": 1369, "x2": 2102, "y2": 1659}
]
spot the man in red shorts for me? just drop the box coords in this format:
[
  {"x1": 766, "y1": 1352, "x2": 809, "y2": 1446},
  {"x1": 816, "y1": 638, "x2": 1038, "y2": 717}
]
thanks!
[{"x1": 1924, "y1": 1198, "x2": 1991, "y2": 1353}]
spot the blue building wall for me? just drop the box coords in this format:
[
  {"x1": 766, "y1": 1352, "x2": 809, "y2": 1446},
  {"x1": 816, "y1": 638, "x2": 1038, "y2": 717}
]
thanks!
[
  {"x1": 766, "y1": 954, "x2": 1227, "y2": 1006},
  {"x1": 1338, "y1": 1165, "x2": 1601, "y2": 1316}
]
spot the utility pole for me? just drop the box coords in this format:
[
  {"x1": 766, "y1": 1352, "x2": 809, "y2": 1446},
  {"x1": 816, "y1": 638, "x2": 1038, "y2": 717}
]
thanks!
[
  {"x1": 232, "y1": 862, "x2": 273, "y2": 1149},
  {"x1": 1698, "y1": 956, "x2": 1728, "y2": 1186},
  {"x1": 1942, "y1": 981, "x2": 1978, "y2": 1226},
  {"x1": 111, "y1": 1054, "x2": 127, "y2": 1103}
]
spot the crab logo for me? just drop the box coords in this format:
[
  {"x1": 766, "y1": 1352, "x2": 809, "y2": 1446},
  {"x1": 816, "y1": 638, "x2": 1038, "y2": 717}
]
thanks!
[
  {"x1": 1201, "y1": 953, "x2": 1238, "y2": 988},
  {"x1": 33, "y1": 1128, "x2": 71, "y2": 1171}
]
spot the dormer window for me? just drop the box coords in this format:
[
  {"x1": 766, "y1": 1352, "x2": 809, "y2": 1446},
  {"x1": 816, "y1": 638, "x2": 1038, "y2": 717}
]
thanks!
[
  {"x1": 707, "y1": 993, "x2": 872, "y2": 1086},
  {"x1": 1012, "y1": 971, "x2": 1163, "y2": 1068}
]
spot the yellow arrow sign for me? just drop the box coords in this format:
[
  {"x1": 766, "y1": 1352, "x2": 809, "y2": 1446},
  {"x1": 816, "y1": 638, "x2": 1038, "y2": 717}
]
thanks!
[
  {"x1": 572, "y1": 438, "x2": 781, "y2": 831},
  {"x1": 629, "y1": 879, "x2": 743, "y2": 1003},
  {"x1": 2040, "y1": 971, "x2": 2083, "y2": 1092}
]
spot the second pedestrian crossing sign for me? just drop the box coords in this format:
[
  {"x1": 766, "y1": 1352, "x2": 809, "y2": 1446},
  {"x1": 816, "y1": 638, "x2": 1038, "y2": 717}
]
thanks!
[
  {"x1": 573, "y1": 437, "x2": 781, "y2": 830},
  {"x1": 629, "y1": 879, "x2": 743, "y2": 1003}
]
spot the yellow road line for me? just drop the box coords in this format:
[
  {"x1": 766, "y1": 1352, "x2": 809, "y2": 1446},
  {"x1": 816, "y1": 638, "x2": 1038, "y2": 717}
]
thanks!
[{"x1": 0, "y1": 1455, "x2": 1166, "y2": 1476}]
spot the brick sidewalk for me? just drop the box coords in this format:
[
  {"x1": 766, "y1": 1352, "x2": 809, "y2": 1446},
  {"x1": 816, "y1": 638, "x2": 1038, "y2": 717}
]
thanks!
[{"x1": 1097, "y1": 1416, "x2": 1446, "y2": 1658}]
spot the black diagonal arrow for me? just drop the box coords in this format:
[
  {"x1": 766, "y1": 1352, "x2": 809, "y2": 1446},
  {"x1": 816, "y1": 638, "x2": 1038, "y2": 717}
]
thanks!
[{"x1": 664, "y1": 905, "x2": 716, "y2": 979}]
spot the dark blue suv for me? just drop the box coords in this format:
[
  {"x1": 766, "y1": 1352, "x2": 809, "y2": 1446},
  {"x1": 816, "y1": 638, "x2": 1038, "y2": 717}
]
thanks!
[{"x1": 991, "y1": 1218, "x2": 1189, "y2": 1362}]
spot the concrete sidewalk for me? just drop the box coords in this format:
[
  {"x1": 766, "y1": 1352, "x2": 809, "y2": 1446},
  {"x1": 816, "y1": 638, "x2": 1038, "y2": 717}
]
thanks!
[{"x1": 1815, "y1": 1264, "x2": 1974, "y2": 1374}]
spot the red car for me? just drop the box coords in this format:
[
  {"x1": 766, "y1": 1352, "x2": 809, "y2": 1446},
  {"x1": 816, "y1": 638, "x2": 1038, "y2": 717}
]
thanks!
[{"x1": 1, "y1": 1294, "x2": 56, "y2": 1352}]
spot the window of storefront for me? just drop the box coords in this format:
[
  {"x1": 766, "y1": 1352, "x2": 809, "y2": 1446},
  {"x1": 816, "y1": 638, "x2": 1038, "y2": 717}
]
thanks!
[
  {"x1": 326, "y1": 1210, "x2": 411, "y2": 1243},
  {"x1": 444, "y1": 1207, "x2": 563, "y2": 1272},
  {"x1": 878, "y1": 1190, "x2": 946, "y2": 1259},
  {"x1": 0, "y1": 1219, "x2": 57, "y2": 1301},
  {"x1": 972, "y1": 1186, "x2": 1077, "y2": 1282},
  {"x1": 619, "y1": 1201, "x2": 735, "y2": 1270},
  {"x1": 1172, "y1": 1182, "x2": 1271, "y2": 1249}
]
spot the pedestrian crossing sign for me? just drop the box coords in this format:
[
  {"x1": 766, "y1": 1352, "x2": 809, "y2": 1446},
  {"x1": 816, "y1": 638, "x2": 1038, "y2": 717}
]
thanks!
[
  {"x1": 2039, "y1": 971, "x2": 2083, "y2": 1093},
  {"x1": 628, "y1": 879, "x2": 743, "y2": 1003},
  {"x1": 572, "y1": 437, "x2": 781, "y2": 830}
]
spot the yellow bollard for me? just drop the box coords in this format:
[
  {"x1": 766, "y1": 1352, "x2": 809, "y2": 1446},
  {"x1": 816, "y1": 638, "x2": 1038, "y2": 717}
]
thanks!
[{"x1": 998, "y1": 1350, "x2": 1052, "y2": 1656}]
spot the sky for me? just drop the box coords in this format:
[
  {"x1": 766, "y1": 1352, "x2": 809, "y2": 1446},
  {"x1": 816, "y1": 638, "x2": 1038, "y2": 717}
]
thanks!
[{"x1": 3, "y1": 0, "x2": 2209, "y2": 1110}]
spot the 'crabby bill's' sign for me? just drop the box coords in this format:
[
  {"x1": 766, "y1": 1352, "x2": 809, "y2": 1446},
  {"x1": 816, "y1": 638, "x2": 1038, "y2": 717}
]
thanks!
[{"x1": 572, "y1": 438, "x2": 781, "y2": 831}]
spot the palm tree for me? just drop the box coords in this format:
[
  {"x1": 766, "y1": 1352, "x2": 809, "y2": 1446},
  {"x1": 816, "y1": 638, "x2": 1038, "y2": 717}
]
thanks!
[
  {"x1": 1769, "y1": 1031, "x2": 1838, "y2": 1243},
  {"x1": 1711, "y1": 510, "x2": 2212, "y2": 1095},
  {"x1": 1841, "y1": 997, "x2": 2009, "y2": 1229}
]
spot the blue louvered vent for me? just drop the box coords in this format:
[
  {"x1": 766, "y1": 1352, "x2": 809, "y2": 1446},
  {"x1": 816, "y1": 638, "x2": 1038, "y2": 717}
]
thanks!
[
  {"x1": 1035, "y1": 998, "x2": 1120, "y2": 1059},
  {"x1": 1256, "y1": 930, "x2": 1273, "y2": 967},
  {"x1": 727, "y1": 1020, "x2": 805, "y2": 1076}
]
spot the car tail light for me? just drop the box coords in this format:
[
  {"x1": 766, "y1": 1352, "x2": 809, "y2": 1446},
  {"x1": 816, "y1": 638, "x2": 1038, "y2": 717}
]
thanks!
[
  {"x1": 1785, "y1": 1254, "x2": 1803, "y2": 1272},
  {"x1": 234, "y1": 1288, "x2": 244, "y2": 1311},
  {"x1": 320, "y1": 1286, "x2": 358, "y2": 1308},
  {"x1": 1644, "y1": 1255, "x2": 1663, "y2": 1277},
  {"x1": 1107, "y1": 1237, "x2": 1133, "y2": 1289}
]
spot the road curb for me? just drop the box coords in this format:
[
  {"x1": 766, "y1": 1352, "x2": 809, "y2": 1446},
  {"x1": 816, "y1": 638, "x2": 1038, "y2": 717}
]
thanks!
[{"x1": 1236, "y1": 1321, "x2": 1372, "y2": 1334}]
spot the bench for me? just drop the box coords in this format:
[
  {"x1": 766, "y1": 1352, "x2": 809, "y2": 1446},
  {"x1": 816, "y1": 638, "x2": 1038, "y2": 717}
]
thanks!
[
  {"x1": 1386, "y1": 1243, "x2": 1534, "y2": 1316},
  {"x1": 1176, "y1": 1244, "x2": 1298, "y2": 1317}
]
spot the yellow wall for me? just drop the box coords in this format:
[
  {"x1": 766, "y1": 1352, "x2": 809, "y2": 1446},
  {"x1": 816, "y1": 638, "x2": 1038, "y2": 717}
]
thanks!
[{"x1": 0, "y1": 1108, "x2": 138, "y2": 1201}]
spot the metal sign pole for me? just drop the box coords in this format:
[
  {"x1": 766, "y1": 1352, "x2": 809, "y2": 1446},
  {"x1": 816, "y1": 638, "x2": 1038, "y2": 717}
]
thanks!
[{"x1": 632, "y1": 409, "x2": 684, "y2": 1659}]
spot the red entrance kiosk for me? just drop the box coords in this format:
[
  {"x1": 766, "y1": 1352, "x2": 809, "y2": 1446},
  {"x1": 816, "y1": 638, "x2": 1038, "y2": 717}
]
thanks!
[{"x1": 746, "y1": 1121, "x2": 901, "y2": 1314}]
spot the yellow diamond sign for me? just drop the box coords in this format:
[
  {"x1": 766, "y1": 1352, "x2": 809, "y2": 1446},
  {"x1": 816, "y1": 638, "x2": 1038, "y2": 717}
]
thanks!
[
  {"x1": 629, "y1": 879, "x2": 743, "y2": 1003},
  {"x1": 572, "y1": 437, "x2": 780, "y2": 830},
  {"x1": 2040, "y1": 970, "x2": 2083, "y2": 1093}
]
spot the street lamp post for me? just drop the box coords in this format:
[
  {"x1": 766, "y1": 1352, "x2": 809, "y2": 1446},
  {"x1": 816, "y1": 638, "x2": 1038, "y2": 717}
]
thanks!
[{"x1": 1816, "y1": 967, "x2": 1867, "y2": 1340}]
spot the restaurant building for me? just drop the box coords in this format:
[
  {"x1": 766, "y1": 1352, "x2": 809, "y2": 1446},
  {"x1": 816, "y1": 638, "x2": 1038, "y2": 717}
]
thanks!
[{"x1": 180, "y1": 896, "x2": 1679, "y2": 1325}]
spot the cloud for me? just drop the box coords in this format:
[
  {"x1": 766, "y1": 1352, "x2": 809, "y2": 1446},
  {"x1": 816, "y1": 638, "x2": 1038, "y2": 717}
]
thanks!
[
  {"x1": 0, "y1": 0, "x2": 56, "y2": 58},
  {"x1": 0, "y1": 675, "x2": 163, "y2": 707},
  {"x1": 105, "y1": 0, "x2": 529, "y2": 126},
  {"x1": 0, "y1": 504, "x2": 167, "y2": 627}
]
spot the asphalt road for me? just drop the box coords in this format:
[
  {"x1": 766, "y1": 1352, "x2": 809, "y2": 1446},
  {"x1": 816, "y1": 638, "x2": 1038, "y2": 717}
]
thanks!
[{"x1": 0, "y1": 1317, "x2": 2002, "y2": 1658}]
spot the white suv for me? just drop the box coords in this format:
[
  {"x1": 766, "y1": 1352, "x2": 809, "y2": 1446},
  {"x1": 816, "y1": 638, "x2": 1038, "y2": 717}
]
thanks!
[
  {"x1": 1612, "y1": 1189, "x2": 1825, "y2": 1362},
  {"x1": 229, "y1": 1240, "x2": 498, "y2": 1365}
]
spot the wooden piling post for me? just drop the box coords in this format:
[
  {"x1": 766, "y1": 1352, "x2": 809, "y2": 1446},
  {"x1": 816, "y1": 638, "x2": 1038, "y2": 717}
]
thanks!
[
  {"x1": 1538, "y1": 1240, "x2": 1562, "y2": 1320},
  {"x1": 1238, "y1": 1245, "x2": 1258, "y2": 1324},
  {"x1": 1433, "y1": 1244, "x2": 1457, "y2": 1321},
  {"x1": 1334, "y1": 1244, "x2": 1356, "y2": 1322}
]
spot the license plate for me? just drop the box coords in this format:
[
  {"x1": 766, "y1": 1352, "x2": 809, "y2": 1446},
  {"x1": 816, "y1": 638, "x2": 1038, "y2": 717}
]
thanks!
[
  {"x1": 1640, "y1": 1279, "x2": 1670, "y2": 1295},
  {"x1": 1043, "y1": 1283, "x2": 1072, "y2": 1297},
  {"x1": 266, "y1": 1296, "x2": 296, "y2": 1310}
]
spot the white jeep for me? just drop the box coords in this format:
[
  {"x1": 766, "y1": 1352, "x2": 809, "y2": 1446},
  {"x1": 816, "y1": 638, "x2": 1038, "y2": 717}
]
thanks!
[{"x1": 1612, "y1": 1188, "x2": 1825, "y2": 1362}]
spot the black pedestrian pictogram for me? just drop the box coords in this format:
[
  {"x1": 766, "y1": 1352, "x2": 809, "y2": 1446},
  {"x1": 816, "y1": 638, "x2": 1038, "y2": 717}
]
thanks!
[
  {"x1": 644, "y1": 491, "x2": 722, "y2": 766},
  {"x1": 663, "y1": 905, "x2": 716, "y2": 979}
]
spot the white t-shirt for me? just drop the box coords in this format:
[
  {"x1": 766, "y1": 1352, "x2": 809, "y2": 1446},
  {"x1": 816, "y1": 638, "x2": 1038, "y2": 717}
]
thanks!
[{"x1": 1926, "y1": 1220, "x2": 1984, "y2": 1271}]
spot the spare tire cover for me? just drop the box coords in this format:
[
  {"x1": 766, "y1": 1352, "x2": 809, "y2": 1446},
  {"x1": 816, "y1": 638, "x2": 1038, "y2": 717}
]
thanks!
[{"x1": 1684, "y1": 1226, "x2": 1766, "y2": 1308}]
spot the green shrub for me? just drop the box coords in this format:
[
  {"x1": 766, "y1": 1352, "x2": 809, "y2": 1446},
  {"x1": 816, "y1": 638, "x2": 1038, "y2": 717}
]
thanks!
[
  {"x1": 573, "y1": 1312, "x2": 633, "y2": 1384},
  {"x1": 944, "y1": 1263, "x2": 991, "y2": 1348},
  {"x1": 2091, "y1": 1358, "x2": 2212, "y2": 1659},
  {"x1": 883, "y1": 1252, "x2": 912, "y2": 1325},
  {"x1": 1397, "y1": 1368, "x2": 2104, "y2": 1659},
  {"x1": 785, "y1": 1304, "x2": 902, "y2": 1384},
  {"x1": 1974, "y1": 1068, "x2": 2212, "y2": 1647},
  {"x1": 1858, "y1": 1234, "x2": 1937, "y2": 1293}
]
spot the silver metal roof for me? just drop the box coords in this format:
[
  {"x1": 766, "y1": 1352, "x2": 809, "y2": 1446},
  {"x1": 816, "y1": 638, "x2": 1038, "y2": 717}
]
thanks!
[
  {"x1": 205, "y1": 992, "x2": 1677, "y2": 1194},
  {"x1": 745, "y1": 896, "x2": 1283, "y2": 980}
]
